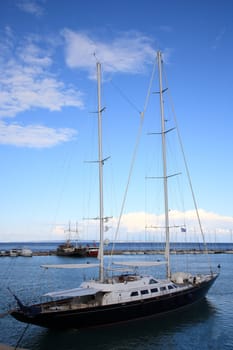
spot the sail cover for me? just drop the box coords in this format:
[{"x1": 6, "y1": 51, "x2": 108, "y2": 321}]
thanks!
[
  {"x1": 41, "y1": 263, "x2": 99, "y2": 269},
  {"x1": 44, "y1": 287, "x2": 100, "y2": 298},
  {"x1": 114, "y1": 261, "x2": 167, "y2": 267}
]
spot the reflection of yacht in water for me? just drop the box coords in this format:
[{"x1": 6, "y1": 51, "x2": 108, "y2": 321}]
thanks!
[{"x1": 56, "y1": 222, "x2": 98, "y2": 258}]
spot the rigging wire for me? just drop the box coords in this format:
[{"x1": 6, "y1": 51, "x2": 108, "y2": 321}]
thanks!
[
  {"x1": 48, "y1": 143, "x2": 76, "y2": 236},
  {"x1": 110, "y1": 79, "x2": 141, "y2": 114},
  {"x1": 108, "y1": 57, "x2": 157, "y2": 266},
  {"x1": 163, "y1": 67, "x2": 213, "y2": 271},
  {"x1": 14, "y1": 323, "x2": 30, "y2": 349}
]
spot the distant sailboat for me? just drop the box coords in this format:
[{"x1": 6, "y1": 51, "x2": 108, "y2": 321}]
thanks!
[
  {"x1": 56, "y1": 222, "x2": 98, "y2": 258},
  {"x1": 10, "y1": 52, "x2": 218, "y2": 329}
]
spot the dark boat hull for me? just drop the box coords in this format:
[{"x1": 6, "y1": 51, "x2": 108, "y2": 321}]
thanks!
[
  {"x1": 56, "y1": 249, "x2": 86, "y2": 257},
  {"x1": 10, "y1": 275, "x2": 218, "y2": 329},
  {"x1": 57, "y1": 247, "x2": 98, "y2": 257}
]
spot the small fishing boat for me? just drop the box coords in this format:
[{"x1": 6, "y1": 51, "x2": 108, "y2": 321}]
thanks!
[
  {"x1": 9, "y1": 249, "x2": 21, "y2": 257},
  {"x1": 20, "y1": 248, "x2": 33, "y2": 257},
  {"x1": 85, "y1": 245, "x2": 99, "y2": 257}
]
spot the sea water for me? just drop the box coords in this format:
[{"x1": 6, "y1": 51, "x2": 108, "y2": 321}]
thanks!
[{"x1": 0, "y1": 245, "x2": 232, "y2": 350}]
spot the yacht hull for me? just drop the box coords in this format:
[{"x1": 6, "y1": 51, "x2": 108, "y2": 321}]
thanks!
[{"x1": 11, "y1": 274, "x2": 217, "y2": 329}]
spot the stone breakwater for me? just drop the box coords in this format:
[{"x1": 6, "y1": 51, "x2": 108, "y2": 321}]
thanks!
[
  {"x1": 4, "y1": 248, "x2": 233, "y2": 257},
  {"x1": 0, "y1": 249, "x2": 233, "y2": 257}
]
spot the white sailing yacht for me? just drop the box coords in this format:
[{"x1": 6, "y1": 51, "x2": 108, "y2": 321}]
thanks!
[{"x1": 10, "y1": 52, "x2": 218, "y2": 329}]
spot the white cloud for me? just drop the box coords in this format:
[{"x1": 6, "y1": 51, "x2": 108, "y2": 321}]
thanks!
[
  {"x1": 65, "y1": 209, "x2": 233, "y2": 243},
  {"x1": 169, "y1": 209, "x2": 233, "y2": 229},
  {"x1": 16, "y1": 0, "x2": 45, "y2": 17},
  {"x1": 52, "y1": 225, "x2": 66, "y2": 235},
  {"x1": 0, "y1": 121, "x2": 76, "y2": 148},
  {"x1": 0, "y1": 32, "x2": 84, "y2": 118},
  {"x1": 62, "y1": 30, "x2": 156, "y2": 78},
  {"x1": 18, "y1": 42, "x2": 52, "y2": 67},
  {"x1": 3, "y1": 209, "x2": 233, "y2": 242},
  {"x1": 0, "y1": 67, "x2": 83, "y2": 117},
  {"x1": 114, "y1": 209, "x2": 233, "y2": 238},
  {"x1": 0, "y1": 28, "x2": 82, "y2": 147}
]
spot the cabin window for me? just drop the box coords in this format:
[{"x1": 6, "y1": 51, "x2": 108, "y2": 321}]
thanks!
[
  {"x1": 168, "y1": 285, "x2": 174, "y2": 290},
  {"x1": 160, "y1": 286, "x2": 166, "y2": 292},
  {"x1": 150, "y1": 288, "x2": 158, "y2": 293},
  {"x1": 149, "y1": 279, "x2": 158, "y2": 284},
  {"x1": 141, "y1": 290, "x2": 149, "y2": 295},
  {"x1": 130, "y1": 291, "x2": 139, "y2": 297}
]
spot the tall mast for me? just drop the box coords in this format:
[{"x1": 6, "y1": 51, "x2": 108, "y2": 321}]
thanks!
[
  {"x1": 157, "y1": 51, "x2": 171, "y2": 279},
  {"x1": 96, "y1": 62, "x2": 104, "y2": 282}
]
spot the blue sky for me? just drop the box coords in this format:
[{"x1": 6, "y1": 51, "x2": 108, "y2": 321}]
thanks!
[{"x1": 0, "y1": 0, "x2": 233, "y2": 242}]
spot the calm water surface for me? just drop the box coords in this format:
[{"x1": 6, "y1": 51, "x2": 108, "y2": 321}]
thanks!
[{"x1": 0, "y1": 252, "x2": 232, "y2": 350}]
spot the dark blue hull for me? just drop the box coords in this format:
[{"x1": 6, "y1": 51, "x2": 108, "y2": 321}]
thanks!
[{"x1": 11, "y1": 275, "x2": 218, "y2": 329}]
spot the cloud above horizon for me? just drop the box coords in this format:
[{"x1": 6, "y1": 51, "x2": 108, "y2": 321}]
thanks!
[
  {"x1": 114, "y1": 209, "x2": 233, "y2": 239},
  {"x1": 62, "y1": 29, "x2": 156, "y2": 78},
  {"x1": 50, "y1": 209, "x2": 233, "y2": 242},
  {"x1": 5, "y1": 208, "x2": 233, "y2": 242}
]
